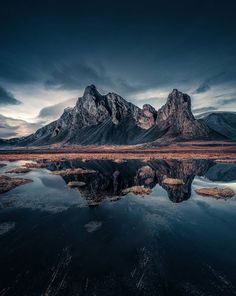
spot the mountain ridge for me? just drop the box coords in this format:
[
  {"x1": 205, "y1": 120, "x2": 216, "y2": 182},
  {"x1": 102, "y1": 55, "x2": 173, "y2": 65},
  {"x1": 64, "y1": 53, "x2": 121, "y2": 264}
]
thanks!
[{"x1": 1, "y1": 85, "x2": 235, "y2": 147}]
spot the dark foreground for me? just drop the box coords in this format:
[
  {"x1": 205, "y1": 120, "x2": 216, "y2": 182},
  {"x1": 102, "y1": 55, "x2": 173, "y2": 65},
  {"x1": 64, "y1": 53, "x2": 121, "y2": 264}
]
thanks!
[{"x1": 0, "y1": 158, "x2": 236, "y2": 296}]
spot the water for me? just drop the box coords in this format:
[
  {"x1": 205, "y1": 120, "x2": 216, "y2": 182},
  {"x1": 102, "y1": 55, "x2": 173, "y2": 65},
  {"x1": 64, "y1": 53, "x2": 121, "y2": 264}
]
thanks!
[{"x1": 0, "y1": 158, "x2": 236, "y2": 295}]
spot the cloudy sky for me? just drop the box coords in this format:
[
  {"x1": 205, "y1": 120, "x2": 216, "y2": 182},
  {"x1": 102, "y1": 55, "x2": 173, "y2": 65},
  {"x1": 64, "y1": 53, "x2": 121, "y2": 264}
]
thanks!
[{"x1": 0, "y1": 0, "x2": 236, "y2": 138}]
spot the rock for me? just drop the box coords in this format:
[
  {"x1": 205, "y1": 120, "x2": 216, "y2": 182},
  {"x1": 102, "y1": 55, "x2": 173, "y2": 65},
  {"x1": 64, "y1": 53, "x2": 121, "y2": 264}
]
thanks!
[
  {"x1": 162, "y1": 177, "x2": 184, "y2": 185},
  {"x1": 51, "y1": 168, "x2": 96, "y2": 176},
  {"x1": 67, "y1": 181, "x2": 86, "y2": 187},
  {"x1": 0, "y1": 175, "x2": 33, "y2": 194},
  {"x1": 137, "y1": 104, "x2": 157, "y2": 129},
  {"x1": 6, "y1": 167, "x2": 31, "y2": 174},
  {"x1": 122, "y1": 185, "x2": 152, "y2": 195},
  {"x1": 0, "y1": 163, "x2": 7, "y2": 168},
  {"x1": 195, "y1": 187, "x2": 235, "y2": 199}
]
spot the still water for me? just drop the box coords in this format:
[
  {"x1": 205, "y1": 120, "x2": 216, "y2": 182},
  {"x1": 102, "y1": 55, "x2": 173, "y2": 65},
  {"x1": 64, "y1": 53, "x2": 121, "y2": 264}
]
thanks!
[{"x1": 0, "y1": 158, "x2": 236, "y2": 296}]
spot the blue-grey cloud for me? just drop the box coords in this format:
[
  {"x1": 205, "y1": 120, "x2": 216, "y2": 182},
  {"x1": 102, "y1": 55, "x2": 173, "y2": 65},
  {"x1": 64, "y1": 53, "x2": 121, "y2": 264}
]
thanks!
[
  {"x1": 0, "y1": 0, "x2": 235, "y2": 115},
  {"x1": 45, "y1": 63, "x2": 113, "y2": 90},
  {"x1": 37, "y1": 98, "x2": 77, "y2": 120},
  {"x1": 193, "y1": 106, "x2": 218, "y2": 115},
  {"x1": 0, "y1": 114, "x2": 43, "y2": 138},
  {"x1": 221, "y1": 97, "x2": 236, "y2": 105},
  {"x1": 45, "y1": 62, "x2": 142, "y2": 96},
  {"x1": 194, "y1": 71, "x2": 236, "y2": 95},
  {"x1": 0, "y1": 85, "x2": 22, "y2": 105},
  {"x1": 194, "y1": 83, "x2": 211, "y2": 94}
]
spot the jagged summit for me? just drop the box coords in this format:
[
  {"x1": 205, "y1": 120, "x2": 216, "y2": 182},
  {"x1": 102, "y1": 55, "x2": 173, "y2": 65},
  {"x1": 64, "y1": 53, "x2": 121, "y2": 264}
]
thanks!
[
  {"x1": 83, "y1": 84, "x2": 101, "y2": 98},
  {"x1": 154, "y1": 88, "x2": 209, "y2": 139},
  {"x1": 1, "y1": 85, "x2": 231, "y2": 147}
]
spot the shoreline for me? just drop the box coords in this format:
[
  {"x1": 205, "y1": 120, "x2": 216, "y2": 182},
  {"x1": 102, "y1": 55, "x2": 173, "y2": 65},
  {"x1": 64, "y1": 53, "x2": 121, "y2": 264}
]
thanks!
[
  {"x1": 0, "y1": 151, "x2": 236, "y2": 162},
  {"x1": 0, "y1": 141, "x2": 236, "y2": 161}
]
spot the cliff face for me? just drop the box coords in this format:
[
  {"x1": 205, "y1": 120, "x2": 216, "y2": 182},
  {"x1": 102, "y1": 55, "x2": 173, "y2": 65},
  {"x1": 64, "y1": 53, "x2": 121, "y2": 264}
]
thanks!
[
  {"x1": 2, "y1": 85, "x2": 229, "y2": 147},
  {"x1": 155, "y1": 89, "x2": 210, "y2": 140}
]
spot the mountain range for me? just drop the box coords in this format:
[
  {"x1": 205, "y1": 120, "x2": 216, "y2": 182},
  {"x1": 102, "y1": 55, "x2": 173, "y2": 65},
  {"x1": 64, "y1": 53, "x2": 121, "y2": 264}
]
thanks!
[{"x1": 1, "y1": 85, "x2": 236, "y2": 147}]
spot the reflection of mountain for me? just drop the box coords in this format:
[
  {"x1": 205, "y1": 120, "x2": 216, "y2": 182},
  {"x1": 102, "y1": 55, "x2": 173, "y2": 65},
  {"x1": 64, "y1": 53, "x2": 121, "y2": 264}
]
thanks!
[
  {"x1": 205, "y1": 163, "x2": 236, "y2": 182},
  {"x1": 45, "y1": 159, "x2": 214, "y2": 203},
  {"x1": 148, "y1": 160, "x2": 213, "y2": 202}
]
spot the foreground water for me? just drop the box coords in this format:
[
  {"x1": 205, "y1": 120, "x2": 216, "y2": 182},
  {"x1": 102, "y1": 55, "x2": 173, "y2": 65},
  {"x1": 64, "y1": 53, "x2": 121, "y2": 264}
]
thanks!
[{"x1": 0, "y1": 158, "x2": 236, "y2": 296}]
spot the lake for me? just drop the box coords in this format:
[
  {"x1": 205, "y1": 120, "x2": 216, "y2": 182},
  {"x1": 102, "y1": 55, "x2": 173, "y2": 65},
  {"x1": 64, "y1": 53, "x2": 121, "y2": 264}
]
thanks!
[{"x1": 0, "y1": 158, "x2": 236, "y2": 295}]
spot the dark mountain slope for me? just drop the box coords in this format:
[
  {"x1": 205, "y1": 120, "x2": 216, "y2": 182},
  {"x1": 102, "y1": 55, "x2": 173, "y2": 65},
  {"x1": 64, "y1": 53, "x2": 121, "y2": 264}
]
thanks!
[{"x1": 201, "y1": 112, "x2": 236, "y2": 140}]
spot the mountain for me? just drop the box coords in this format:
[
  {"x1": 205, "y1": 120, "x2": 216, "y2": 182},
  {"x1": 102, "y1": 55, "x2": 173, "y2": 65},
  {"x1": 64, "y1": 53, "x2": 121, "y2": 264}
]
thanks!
[
  {"x1": 201, "y1": 112, "x2": 236, "y2": 140},
  {"x1": 0, "y1": 85, "x2": 234, "y2": 147}
]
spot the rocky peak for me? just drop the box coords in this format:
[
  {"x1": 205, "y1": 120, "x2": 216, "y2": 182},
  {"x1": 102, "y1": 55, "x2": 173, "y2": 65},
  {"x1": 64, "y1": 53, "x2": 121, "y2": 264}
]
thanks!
[
  {"x1": 137, "y1": 104, "x2": 157, "y2": 130},
  {"x1": 73, "y1": 85, "x2": 139, "y2": 127},
  {"x1": 83, "y1": 84, "x2": 101, "y2": 98},
  {"x1": 156, "y1": 89, "x2": 209, "y2": 138},
  {"x1": 143, "y1": 104, "x2": 157, "y2": 117},
  {"x1": 158, "y1": 89, "x2": 194, "y2": 121}
]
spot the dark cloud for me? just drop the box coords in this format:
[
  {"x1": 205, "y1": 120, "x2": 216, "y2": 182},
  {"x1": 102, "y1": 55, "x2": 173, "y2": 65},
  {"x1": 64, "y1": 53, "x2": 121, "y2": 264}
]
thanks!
[
  {"x1": 221, "y1": 97, "x2": 236, "y2": 105},
  {"x1": 0, "y1": 114, "x2": 42, "y2": 138},
  {"x1": 194, "y1": 71, "x2": 236, "y2": 95},
  {"x1": 38, "y1": 98, "x2": 77, "y2": 120},
  {"x1": 46, "y1": 63, "x2": 113, "y2": 90},
  {"x1": 193, "y1": 106, "x2": 218, "y2": 115},
  {"x1": 0, "y1": 85, "x2": 22, "y2": 105},
  {"x1": 0, "y1": 127, "x2": 18, "y2": 138},
  {"x1": 0, "y1": 0, "x2": 235, "y2": 113},
  {"x1": 194, "y1": 83, "x2": 211, "y2": 94},
  {"x1": 45, "y1": 62, "x2": 143, "y2": 96}
]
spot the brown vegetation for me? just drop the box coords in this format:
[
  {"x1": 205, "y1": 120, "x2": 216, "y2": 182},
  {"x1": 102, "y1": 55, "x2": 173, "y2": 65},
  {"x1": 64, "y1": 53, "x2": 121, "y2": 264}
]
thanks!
[
  {"x1": 23, "y1": 162, "x2": 48, "y2": 168},
  {"x1": 195, "y1": 187, "x2": 235, "y2": 199},
  {"x1": 0, "y1": 141, "x2": 235, "y2": 162},
  {"x1": 122, "y1": 185, "x2": 152, "y2": 195},
  {"x1": 6, "y1": 167, "x2": 31, "y2": 174},
  {"x1": 162, "y1": 177, "x2": 184, "y2": 186},
  {"x1": 50, "y1": 168, "x2": 96, "y2": 176},
  {"x1": 0, "y1": 175, "x2": 33, "y2": 194},
  {"x1": 67, "y1": 181, "x2": 86, "y2": 187}
]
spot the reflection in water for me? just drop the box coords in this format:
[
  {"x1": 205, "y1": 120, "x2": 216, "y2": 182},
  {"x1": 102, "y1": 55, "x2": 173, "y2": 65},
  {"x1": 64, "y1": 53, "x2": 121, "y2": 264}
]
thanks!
[
  {"x1": 0, "y1": 158, "x2": 236, "y2": 296},
  {"x1": 45, "y1": 159, "x2": 214, "y2": 203}
]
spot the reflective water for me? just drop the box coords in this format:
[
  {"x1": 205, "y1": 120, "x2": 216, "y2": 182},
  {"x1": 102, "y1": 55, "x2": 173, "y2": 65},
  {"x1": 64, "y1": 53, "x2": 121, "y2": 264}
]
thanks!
[{"x1": 0, "y1": 159, "x2": 236, "y2": 295}]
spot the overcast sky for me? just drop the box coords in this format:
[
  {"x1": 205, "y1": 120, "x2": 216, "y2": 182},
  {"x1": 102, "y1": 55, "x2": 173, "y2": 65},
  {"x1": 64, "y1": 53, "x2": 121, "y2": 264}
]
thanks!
[{"x1": 0, "y1": 0, "x2": 236, "y2": 137}]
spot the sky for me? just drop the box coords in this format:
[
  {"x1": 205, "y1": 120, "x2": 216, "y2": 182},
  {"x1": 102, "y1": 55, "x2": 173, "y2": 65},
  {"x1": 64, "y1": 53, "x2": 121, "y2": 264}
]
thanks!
[{"x1": 0, "y1": 0, "x2": 236, "y2": 138}]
